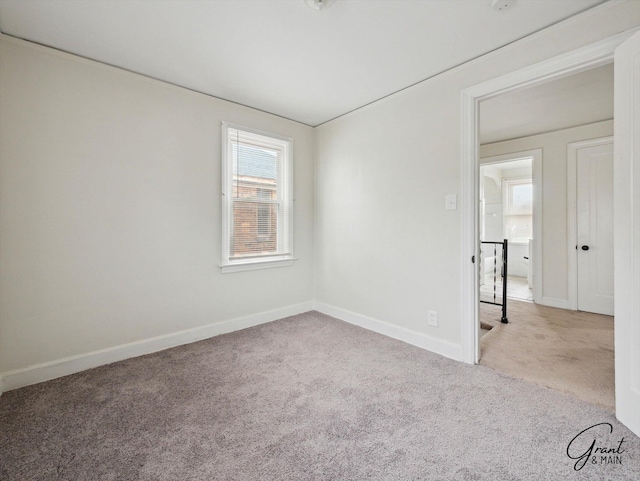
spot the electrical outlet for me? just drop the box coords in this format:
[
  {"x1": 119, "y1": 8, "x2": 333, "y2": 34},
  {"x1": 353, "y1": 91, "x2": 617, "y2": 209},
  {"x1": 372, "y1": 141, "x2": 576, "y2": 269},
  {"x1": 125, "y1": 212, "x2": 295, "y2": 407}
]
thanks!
[{"x1": 428, "y1": 310, "x2": 438, "y2": 327}]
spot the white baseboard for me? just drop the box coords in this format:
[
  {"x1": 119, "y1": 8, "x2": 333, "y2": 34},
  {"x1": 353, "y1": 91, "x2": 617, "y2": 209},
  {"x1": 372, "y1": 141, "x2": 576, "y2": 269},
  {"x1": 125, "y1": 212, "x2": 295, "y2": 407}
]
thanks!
[
  {"x1": 313, "y1": 301, "x2": 463, "y2": 362},
  {"x1": 0, "y1": 301, "x2": 313, "y2": 394},
  {"x1": 0, "y1": 300, "x2": 464, "y2": 394},
  {"x1": 539, "y1": 297, "x2": 572, "y2": 310}
]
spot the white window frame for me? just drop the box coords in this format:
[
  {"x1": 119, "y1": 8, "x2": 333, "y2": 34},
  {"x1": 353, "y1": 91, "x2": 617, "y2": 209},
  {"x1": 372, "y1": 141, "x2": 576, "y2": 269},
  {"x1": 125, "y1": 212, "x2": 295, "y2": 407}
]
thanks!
[
  {"x1": 502, "y1": 176, "x2": 533, "y2": 245},
  {"x1": 220, "y1": 122, "x2": 296, "y2": 273},
  {"x1": 503, "y1": 176, "x2": 532, "y2": 215}
]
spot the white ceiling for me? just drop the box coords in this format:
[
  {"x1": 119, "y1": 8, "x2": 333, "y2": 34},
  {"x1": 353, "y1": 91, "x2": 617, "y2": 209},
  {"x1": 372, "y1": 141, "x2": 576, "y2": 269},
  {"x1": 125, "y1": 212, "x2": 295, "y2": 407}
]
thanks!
[
  {"x1": 482, "y1": 158, "x2": 532, "y2": 173},
  {"x1": 0, "y1": 0, "x2": 606, "y2": 126},
  {"x1": 479, "y1": 63, "x2": 614, "y2": 144}
]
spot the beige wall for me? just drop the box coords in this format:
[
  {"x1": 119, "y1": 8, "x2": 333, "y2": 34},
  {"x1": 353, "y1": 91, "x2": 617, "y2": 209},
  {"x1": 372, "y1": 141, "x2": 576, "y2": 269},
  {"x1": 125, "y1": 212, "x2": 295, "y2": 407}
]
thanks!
[
  {"x1": 315, "y1": 1, "x2": 639, "y2": 349},
  {"x1": 0, "y1": 36, "x2": 315, "y2": 373},
  {"x1": 1, "y1": 1, "x2": 638, "y2": 381},
  {"x1": 480, "y1": 120, "x2": 613, "y2": 306}
]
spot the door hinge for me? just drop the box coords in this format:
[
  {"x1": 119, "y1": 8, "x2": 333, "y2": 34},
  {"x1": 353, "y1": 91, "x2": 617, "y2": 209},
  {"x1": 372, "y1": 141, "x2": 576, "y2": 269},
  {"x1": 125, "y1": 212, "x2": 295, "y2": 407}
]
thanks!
[{"x1": 472, "y1": 255, "x2": 475, "y2": 264}]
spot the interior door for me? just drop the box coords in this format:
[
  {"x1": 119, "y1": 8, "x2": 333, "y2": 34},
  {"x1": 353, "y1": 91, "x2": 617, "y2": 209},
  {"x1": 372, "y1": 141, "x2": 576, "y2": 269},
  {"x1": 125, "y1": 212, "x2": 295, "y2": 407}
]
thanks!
[
  {"x1": 614, "y1": 30, "x2": 640, "y2": 438},
  {"x1": 576, "y1": 141, "x2": 614, "y2": 316}
]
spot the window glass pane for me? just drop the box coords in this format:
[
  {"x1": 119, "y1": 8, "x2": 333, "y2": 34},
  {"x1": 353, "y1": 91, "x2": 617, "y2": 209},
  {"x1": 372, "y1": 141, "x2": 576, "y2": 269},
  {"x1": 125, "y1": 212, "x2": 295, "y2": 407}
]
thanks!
[
  {"x1": 257, "y1": 203, "x2": 272, "y2": 237},
  {"x1": 510, "y1": 182, "x2": 532, "y2": 214},
  {"x1": 257, "y1": 187, "x2": 274, "y2": 200},
  {"x1": 505, "y1": 214, "x2": 532, "y2": 243},
  {"x1": 232, "y1": 202, "x2": 277, "y2": 257},
  {"x1": 232, "y1": 143, "x2": 278, "y2": 199}
]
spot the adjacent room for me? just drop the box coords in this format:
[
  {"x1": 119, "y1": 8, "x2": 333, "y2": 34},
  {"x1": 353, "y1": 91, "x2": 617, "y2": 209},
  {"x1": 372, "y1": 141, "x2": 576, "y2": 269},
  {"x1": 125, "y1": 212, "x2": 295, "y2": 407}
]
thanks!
[
  {"x1": 476, "y1": 64, "x2": 618, "y2": 411},
  {"x1": 1, "y1": 1, "x2": 639, "y2": 479}
]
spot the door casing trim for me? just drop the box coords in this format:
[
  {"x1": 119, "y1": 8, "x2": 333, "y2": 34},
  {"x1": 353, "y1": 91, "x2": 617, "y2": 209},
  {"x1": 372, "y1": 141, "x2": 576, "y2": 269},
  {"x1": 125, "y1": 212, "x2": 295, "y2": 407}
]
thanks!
[{"x1": 461, "y1": 29, "x2": 639, "y2": 365}]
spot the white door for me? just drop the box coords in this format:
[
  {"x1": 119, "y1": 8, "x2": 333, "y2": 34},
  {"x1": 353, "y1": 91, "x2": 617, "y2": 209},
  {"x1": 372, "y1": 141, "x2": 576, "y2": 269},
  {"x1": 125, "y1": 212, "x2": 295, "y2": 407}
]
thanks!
[
  {"x1": 614, "y1": 30, "x2": 640, "y2": 438},
  {"x1": 576, "y1": 141, "x2": 614, "y2": 316}
]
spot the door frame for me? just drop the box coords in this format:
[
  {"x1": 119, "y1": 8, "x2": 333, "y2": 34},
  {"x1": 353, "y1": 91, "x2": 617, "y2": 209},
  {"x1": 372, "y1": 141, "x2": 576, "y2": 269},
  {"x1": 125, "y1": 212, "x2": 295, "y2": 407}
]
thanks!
[
  {"x1": 461, "y1": 29, "x2": 639, "y2": 365},
  {"x1": 567, "y1": 136, "x2": 614, "y2": 312}
]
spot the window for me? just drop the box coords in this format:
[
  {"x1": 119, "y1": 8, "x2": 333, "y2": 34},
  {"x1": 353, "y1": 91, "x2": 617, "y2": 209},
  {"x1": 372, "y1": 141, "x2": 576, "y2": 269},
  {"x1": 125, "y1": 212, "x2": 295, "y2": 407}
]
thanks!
[
  {"x1": 221, "y1": 123, "x2": 295, "y2": 273},
  {"x1": 503, "y1": 177, "x2": 533, "y2": 244}
]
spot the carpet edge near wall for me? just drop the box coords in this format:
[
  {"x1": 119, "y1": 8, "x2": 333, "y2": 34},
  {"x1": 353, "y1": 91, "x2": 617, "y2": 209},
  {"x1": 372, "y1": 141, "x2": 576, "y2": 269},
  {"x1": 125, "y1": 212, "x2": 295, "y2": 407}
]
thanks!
[{"x1": 0, "y1": 301, "x2": 314, "y2": 394}]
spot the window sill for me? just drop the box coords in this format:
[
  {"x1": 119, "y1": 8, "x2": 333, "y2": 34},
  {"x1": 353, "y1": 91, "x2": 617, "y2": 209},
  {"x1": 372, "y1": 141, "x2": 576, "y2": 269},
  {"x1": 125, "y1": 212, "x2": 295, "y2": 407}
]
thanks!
[{"x1": 220, "y1": 256, "x2": 297, "y2": 274}]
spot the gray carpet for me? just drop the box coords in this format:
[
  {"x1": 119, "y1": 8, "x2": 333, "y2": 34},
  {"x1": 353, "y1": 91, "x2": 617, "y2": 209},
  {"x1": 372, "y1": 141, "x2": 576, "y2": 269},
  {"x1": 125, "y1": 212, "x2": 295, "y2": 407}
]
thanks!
[{"x1": 1, "y1": 311, "x2": 638, "y2": 480}]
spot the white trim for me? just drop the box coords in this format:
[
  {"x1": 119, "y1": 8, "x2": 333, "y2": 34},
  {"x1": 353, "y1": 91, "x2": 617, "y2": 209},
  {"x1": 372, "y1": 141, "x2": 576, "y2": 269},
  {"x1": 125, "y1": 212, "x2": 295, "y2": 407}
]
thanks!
[
  {"x1": 464, "y1": 30, "x2": 637, "y2": 101},
  {"x1": 461, "y1": 29, "x2": 639, "y2": 365},
  {"x1": 613, "y1": 30, "x2": 640, "y2": 436},
  {"x1": 461, "y1": 85, "x2": 480, "y2": 365},
  {"x1": 502, "y1": 176, "x2": 532, "y2": 216},
  {"x1": 220, "y1": 257, "x2": 297, "y2": 274},
  {"x1": 539, "y1": 297, "x2": 571, "y2": 310},
  {"x1": 221, "y1": 121, "x2": 294, "y2": 145},
  {"x1": 0, "y1": 302, "x2": 313, "y2": 394},
  {"x1": 567, "y1": 136, "x2": 613, "y2": 311},
  {"x1": 0, "y1": 300, "x2": 466, "y2": 394},
  {"x1": 480, "y1": 149, "x2": 542, "y2": 304},
  {"x1": 313, "y1": 302, "x2": 463, "y2": 362}
]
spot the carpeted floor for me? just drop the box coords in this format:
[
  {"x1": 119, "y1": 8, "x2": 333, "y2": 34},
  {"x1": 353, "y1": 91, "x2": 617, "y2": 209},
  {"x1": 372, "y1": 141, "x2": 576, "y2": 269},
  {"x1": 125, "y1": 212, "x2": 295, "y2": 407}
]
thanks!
[
  {"x1": 480, "y1": 300, "x2": 615, "y2": 411},
  {"x1": 1, "y1": 311, "x2": 637, "y2": 480}
]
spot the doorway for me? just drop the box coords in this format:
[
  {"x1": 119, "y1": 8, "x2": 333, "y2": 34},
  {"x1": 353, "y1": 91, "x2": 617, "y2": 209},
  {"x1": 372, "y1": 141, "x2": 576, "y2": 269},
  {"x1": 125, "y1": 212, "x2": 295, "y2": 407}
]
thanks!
[
  {"x1": 462, "y1": 37, "x2": 621, "y2": 364},
  {"x1": 479, "y1": 152, "x2": 541, "y2": 306},
  {"x1": 474, "y1": 65, "x2": 614, "y2": 401},
  {"x1": 461, "y1": 29, "x2": 640, "y2": 437}
]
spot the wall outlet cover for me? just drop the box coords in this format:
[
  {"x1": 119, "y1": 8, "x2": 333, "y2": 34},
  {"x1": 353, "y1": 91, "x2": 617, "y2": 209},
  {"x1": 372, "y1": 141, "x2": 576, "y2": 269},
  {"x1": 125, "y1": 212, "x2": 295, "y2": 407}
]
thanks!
[{"x1": 445, "y1": 194, "x2": 457, "y2": 210}]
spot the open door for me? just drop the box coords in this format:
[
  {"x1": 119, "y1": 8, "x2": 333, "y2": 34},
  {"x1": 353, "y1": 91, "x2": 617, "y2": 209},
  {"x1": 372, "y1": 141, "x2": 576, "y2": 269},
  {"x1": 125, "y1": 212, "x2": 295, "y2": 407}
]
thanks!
[{"x1": 614, "y1": 30, "x2": 640, "y2": 438}]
